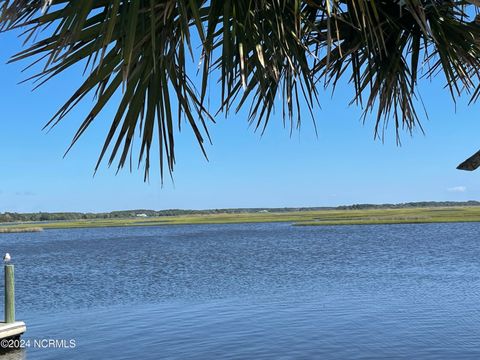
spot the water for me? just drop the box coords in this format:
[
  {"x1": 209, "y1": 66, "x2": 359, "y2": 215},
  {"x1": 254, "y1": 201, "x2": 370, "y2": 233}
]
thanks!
[{"x1": 0, "y1": 222, "x2": 479, "y2": 359}]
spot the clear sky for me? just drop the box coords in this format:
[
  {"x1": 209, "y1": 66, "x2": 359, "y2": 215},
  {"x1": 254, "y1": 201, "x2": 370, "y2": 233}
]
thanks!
[{"x1": 1, "y1": 30, "x2": 479, "y2": 213}]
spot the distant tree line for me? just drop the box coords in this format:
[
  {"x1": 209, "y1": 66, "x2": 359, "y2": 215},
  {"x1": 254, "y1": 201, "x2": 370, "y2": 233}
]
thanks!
[
  {"x1": 0, "y1": 209, "x2": 261, "y2": 223},
  {"x1": 337, "y1": 201, "x2": 480, "y2": 210},
  {"x1": 1, "y1": 201, "x2": 479, "y2": 223}
]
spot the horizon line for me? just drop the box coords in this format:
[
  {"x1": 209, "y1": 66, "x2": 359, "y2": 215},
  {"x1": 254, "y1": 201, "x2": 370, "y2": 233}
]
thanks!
[{"x1": 2, "y1": 200, "x2": 480, "y2": 215}]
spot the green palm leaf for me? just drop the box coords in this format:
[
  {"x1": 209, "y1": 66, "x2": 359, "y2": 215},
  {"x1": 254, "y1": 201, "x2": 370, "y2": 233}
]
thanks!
[{"x1": 1, "y1": 0, "x2": 480, "y2": 178}]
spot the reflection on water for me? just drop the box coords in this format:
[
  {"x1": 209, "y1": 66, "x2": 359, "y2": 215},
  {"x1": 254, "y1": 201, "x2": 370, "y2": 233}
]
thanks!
[{"x1": 0, "y1": 222, "x2": 478, "y2": 359}]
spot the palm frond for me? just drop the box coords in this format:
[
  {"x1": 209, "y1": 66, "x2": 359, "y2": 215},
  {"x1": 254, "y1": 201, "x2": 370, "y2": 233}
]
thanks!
[{"x1": 1, "y1": 0, "x2": 480, "y2": 178}]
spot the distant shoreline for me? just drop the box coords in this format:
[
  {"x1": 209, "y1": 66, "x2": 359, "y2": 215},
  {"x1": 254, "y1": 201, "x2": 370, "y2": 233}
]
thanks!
[
  {"x1": 1, "y1": 206, "x2": 480, "y2": 231},
  {"x1": 0, "y1": 227, "x2": 43, "y2": 233},
  {"x1": 1, "y1": 201, "x2": 480, "y2": 225}
]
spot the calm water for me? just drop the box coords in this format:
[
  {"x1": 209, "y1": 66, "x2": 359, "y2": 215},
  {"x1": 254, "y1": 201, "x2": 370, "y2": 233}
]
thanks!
[{"x1": 0, "y1": 222, "x2": 478, "y2": 359}]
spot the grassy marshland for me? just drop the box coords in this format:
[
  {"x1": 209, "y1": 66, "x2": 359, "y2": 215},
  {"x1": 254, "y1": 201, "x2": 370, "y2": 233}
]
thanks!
[
  {"x1": 293, "y1": 207, "x2": 480, "y2": 226},
  {"x1": 0, "y1": 227, "x2": 43, "y2": 233},
  {"x1": 1, "y1": 207, "x2": 480, "y2": 231}
]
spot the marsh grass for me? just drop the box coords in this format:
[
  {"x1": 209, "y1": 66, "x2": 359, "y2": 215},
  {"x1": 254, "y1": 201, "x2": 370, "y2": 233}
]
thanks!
[
  {"x1": 0, "y1": 227, "x2": 43, "y2": 233},
  {"x1": 0, "y1": 207, "x2": 480, "y2": 231}
]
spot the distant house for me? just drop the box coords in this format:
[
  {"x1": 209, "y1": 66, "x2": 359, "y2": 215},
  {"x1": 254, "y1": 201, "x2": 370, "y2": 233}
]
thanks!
[
  {"x1": 258, "y1": 210, "x2": 269, "y2": 213},
  {"x1": 136, "y1": 213, "x2": 148, "y2": 217}
]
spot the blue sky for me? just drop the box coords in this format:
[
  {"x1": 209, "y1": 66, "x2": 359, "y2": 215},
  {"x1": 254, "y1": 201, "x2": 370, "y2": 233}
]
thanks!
[{"x1": 0, "y1": 30, "x2": 479, "y2": 213}]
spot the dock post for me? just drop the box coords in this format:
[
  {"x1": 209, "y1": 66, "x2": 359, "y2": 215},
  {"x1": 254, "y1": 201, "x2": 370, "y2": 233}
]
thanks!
[{"x1": 4, "y1": 264, "x2": 14, "y2": 323}]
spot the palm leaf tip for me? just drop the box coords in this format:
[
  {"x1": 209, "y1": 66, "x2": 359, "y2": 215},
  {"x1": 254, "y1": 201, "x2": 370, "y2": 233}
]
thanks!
[{"x1": 457, "y1": 150, "x2": 480, "y2": 171}]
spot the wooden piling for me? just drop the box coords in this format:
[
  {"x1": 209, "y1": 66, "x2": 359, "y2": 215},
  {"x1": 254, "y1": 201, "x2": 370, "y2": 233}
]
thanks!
[
  {"x1": 0, "y1": 261, "x2": 26, "y2": 347},
  {"x1": 4, "y1": 265, "x2": 14, "y2": 323}
]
